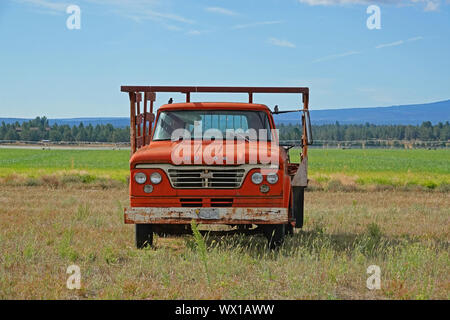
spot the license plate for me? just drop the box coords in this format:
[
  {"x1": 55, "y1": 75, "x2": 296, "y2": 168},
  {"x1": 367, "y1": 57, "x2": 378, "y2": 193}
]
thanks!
[{"x1": 198, "y1": 208, "x2": 220, "y2": 219}]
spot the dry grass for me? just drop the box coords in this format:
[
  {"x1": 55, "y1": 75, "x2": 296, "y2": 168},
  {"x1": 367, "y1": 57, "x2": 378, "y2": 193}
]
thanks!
[
  {"x1": 0, "y1": 173, "x2": 126, "y2": 190},
  {"x1": 0, "y1": 186, "x2": 448, "y2": 299}
]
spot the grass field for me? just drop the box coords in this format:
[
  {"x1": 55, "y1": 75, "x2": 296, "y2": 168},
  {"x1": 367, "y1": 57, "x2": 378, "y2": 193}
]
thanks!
[
  {"x1": 0, "y1": 149, "x2": 129, "y2": 181},
  {"x1": 0, "y1": 186, "x2": 448, "y2": 299},
  {"x1": 0, "y1": 147, "x2": 449, "y2": 299},
  {"x1": 0, "y1": 148, "x2": 449, "y2": 189}
]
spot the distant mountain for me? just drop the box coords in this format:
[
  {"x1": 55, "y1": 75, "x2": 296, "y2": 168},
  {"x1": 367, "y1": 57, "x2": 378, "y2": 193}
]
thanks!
[
  {"x1": 274, "y1": 100, "x2": 450, "y2": 125},
  {"x1": 47, "y1": 117, "x2": 130, "y2": 127},
  {"x1": 1, "y1": 100, "x2": 449, "y2": 127}
]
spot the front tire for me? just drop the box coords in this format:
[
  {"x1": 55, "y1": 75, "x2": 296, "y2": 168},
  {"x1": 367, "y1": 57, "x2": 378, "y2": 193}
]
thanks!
[
  {"x1": 153, "y1": 224, "x2": 191, "y2": 237},
  {"x1": 285, "y1": 223, "x2": 294, "y2": 236},
  {"x1": 263, "y1": 224, "x2": 286, "y2": 250},
  {"x1": 293, "y1": 187, "x2": 305, "y2": 228},
  {"x1": 135, "y1": 224, "x2": 153, "y2": 249}
]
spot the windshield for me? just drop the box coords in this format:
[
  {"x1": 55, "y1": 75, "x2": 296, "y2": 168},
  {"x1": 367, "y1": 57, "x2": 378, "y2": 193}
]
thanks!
[{"x1": 153, "y1": 110, "x2": 272, "y2": 141}]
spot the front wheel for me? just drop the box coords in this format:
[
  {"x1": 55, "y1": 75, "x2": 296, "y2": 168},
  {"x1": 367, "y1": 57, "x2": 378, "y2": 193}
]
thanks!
[
  {"x1": 285, "y1": 223, "x2": 294, "y2": 236},
  {"x1": 135, "y1": 224, "x2": 153, "y2": 249},
  {"x1": 262, "y1": 224, "x2": 286, "y2": 250}
]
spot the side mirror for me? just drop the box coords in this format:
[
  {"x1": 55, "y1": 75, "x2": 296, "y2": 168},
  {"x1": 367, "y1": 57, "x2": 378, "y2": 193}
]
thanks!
[{"x1": 304, "y1": 111, "x2": 313, "y2": 145}]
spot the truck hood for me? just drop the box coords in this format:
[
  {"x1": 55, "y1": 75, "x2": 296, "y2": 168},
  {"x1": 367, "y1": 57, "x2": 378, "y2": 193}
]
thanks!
[{"x1": 130, "y1": 140, "x2": 283, "y2": 167}]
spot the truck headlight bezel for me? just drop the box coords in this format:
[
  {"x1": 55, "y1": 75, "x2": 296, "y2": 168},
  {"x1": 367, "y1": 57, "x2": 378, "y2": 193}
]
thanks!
[
  {"x1": 251, "y1": 172, "x2": 263, "y2": 184},
  {"x1": 134, "y1": 172, "x2": 147, "y2": 184},
  {"x1": 150, "y1": 172, "x2": 162, "y2": 184},
  {"x1": 143, "y1": 184, "x2": 153, "y2": 193},
  {"x1": 266, "y1": 173, "x2": 279, "y2": 184}
]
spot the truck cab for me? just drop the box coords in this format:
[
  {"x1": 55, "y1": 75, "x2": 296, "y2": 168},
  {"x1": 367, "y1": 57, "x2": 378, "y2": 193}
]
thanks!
[{"x1": 121, "y1": 86, "x2": 312, "y2": 249}]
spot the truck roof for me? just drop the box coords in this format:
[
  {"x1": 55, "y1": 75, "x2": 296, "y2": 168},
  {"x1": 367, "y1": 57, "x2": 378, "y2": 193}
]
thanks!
[{"x1": 157, "y1": 102, "x2": 271, "y2": 112}]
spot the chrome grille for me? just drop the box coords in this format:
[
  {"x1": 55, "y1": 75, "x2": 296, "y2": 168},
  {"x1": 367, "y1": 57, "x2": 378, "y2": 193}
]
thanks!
[{"x1": 167, "y1": 168, "x2": 245, "y2": 188}]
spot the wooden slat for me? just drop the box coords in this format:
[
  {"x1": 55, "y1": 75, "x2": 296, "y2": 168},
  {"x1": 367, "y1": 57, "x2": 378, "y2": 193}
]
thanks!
[
  {"x1": 143, "y1": 93, "x2": 147, "y2": 146},
  {"x1": 136, "y1": 136, "x2": 143, "y2": 148},
  {"x1": 136, "y1": 114, "x2": 155, "y2": 126},
  {"x1": 136, "y1": 93, "x2": 141, "y2": 139},
  {"x1": 129, "y1": 92, "x2": 136, "y2": 154}
]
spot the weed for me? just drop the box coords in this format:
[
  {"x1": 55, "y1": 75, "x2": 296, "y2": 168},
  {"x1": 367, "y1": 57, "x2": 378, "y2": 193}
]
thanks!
[
  {"x1": 103, "y1": 247, "x2": 119, "y2": 265},
  {"x1": 40, "y1": 175, "x2": 60, "y2": 188},
  {"x1": 356, "y1": 223, "x2": 384, "y2": 257},
  {"x1": 57, "y1": 229, "x2": 79, "y2": 262},
  {"x1": 75, "y1": 203, "x2": 90, "y2": 221},
  {"x1": 191, "y1": 220, "x2": 211, "y2": 286}
]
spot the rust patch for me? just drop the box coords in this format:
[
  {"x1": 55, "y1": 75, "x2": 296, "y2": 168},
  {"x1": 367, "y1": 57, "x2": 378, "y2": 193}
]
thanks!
[{"x1": 124, "y1": 207, "x2": 288, "y2": 224}]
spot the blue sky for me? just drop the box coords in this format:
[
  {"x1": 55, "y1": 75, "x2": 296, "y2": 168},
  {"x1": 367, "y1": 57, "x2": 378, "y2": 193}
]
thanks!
[{"x1": 0, "y1": 0, "x2": 449, "y2": 117}]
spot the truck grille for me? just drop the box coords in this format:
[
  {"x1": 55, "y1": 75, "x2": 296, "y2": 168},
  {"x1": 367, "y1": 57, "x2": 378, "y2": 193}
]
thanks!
[
  {"x1": 180, "y1": 198, "x2": 203, "y2": 207},
  {"x1": 211, "y1": 198, "x2": 233, "y2": 207},
  {"x1": 167, "y1": 168, "x2": 245, "y2": 189}
]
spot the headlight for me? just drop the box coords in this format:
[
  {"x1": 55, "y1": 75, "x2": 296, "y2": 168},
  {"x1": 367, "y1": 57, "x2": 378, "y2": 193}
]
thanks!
[
  {"x1": 134, "y1": 172, "x2": 147, "y2": 184},
  {"x1": 266, "y1": 173, "x2": 279, "y2": 184},
  {"x1": 150, "y1": 172, "x2": 162, "y2": 184},
  {"x1": 251, "y1": 172, "x2": 263, "y2": 184}
]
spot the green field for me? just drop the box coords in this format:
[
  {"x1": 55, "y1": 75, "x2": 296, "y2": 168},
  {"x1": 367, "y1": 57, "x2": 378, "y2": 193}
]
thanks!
[
  {"x1": 293, "y1": 149, "x2": 450, "y2": 189},
  {"x1": 0, "y1": 148, "x2": 130, "y2": 181},
  {"x1": 0, "y1": 148, "x2": 449, "y2": 189}
]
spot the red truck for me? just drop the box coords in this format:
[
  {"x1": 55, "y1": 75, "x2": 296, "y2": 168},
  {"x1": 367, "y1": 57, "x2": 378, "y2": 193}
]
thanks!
[{"x1": 120, "y1": 86, "x2": 312, "y2": 249}]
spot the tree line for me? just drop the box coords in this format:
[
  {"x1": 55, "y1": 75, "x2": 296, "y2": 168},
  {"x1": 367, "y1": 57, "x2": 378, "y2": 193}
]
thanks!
[
  {"x1": 278, "y1": 121, "x2": 450, "y2": 142},
  {"x1": 0, "y1": 117, "x2": 449, "y2": 143},
  {"x1": 0, "y1": 117, "x2": 130, "y2": 142}
]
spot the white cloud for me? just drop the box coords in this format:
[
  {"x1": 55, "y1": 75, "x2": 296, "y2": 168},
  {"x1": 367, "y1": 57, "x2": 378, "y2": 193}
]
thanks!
[
  {"x1": 407, "y1": 36, "x2": 424, "y2": 42},
  {"x1": 186, "y1": 28, "x2": 214, "y2": 36},
  {"x1": 86, "y1": 0, "x2": 159, "y2": 5},
  {"x1": 137, "y1": 9, "x2": 195, "y2": 24},
  {"x1": 312, "y1": 51, "x2": 361, "y2": 63},
  {"x1": 232, "y1": 21, "x2": 283, "y2": 29},
  {"x1": 15, "y1": 0, "x2": 196, "y2": 24},
  {"x1": 165, "y1": 24, "x2": 183, "y2": 31},
  {"x1": 424, "y1": 0, "x2": 439, "y2": 10},
  {"x1": 375, "y1": 40, "x2": 404, "y2": 49},
  {"x1": 376, "y1": 36, "x2": 423, "y2": 49},
  {"x1": 205, "y1": 7, "x2": 237, "y2": 16},
  {"x1": 15, "y1": 0, "x2": 68, "y2": 13},
  {"x1": 299, "y1": 0, "x2": 384, "y2": 5},
  {"x1": 268, "y1": 37, "x2": 296, "y2": 48},
  {"x1": 186, "y1": 29, "x2": 212, "y2": 36},
  {"x1": 187, "y1": 30, "x2": 201, "y2": 35},
  {"x1": 312, "y1": 36, "x2": 423, "y2": 64},
  {"x1": 411, "y1": 0, "x2": 440, "y2": 11},
  {"x1": 297, "y1": 0, "x2": 441, "y2": 12}
]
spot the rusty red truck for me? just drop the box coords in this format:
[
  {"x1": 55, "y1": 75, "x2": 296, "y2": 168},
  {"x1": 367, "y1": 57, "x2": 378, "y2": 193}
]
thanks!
[{"x1": 120, "y1": 86, "x2": 312, "y2": 249}]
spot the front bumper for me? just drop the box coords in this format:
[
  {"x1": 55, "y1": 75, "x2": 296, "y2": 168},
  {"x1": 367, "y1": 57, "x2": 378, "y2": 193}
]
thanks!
[{"x1": 124, "y1": 207, "x2": 289, "y2": 224}]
